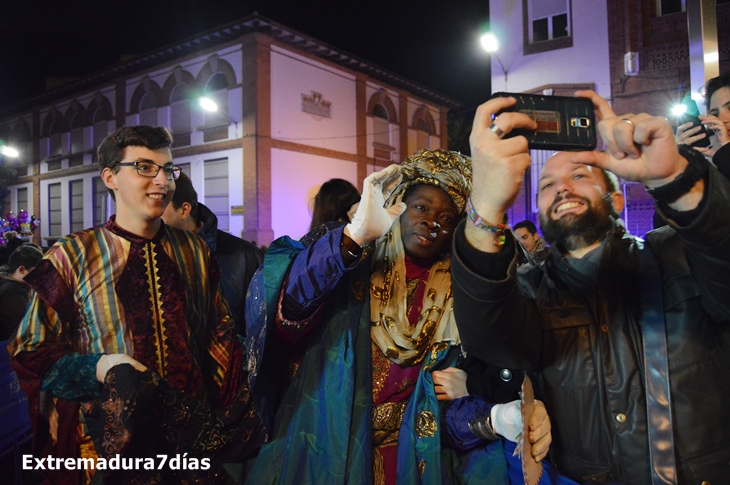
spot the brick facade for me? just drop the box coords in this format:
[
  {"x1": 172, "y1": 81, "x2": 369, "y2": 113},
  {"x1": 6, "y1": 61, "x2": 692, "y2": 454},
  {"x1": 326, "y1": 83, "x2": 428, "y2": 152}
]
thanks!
[{"x1": 608, "y1": 0, "x2": 730, "y2": 116}]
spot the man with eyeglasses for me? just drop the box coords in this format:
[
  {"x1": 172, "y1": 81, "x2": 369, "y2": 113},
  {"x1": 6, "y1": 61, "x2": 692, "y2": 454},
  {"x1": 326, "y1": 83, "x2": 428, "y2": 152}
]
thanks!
[{"x1": 9, "y1": 125, "x2": 263, "y2": 484}]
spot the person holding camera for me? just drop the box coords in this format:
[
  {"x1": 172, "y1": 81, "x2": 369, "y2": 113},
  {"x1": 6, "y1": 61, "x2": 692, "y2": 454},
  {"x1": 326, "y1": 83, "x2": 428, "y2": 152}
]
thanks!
[
  {"x1": 451, "y1": 91, "x2": 730, "y2": 484},
  {"x1": 676, "y1": 72, "x2": 730, "y2": 181}
]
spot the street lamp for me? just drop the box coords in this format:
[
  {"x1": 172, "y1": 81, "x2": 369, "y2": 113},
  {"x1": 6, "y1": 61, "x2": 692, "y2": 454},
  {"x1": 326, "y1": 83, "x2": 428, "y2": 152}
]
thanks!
[
  {"x1": 480, "y1": 33, "x2": 508, "y2": 88},
  {"x1": 198, "y1": 96, "x2": 238, "y2": 130},
  {"x1": 1, "y1": 146, "x2": 19, "y2": 158}
]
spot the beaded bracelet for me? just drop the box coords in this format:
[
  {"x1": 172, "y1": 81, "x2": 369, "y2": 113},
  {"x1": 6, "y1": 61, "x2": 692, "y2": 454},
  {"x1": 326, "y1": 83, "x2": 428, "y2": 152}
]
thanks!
[{"x1": 466, "y1": 197, "x2": 507, "y2": 246}]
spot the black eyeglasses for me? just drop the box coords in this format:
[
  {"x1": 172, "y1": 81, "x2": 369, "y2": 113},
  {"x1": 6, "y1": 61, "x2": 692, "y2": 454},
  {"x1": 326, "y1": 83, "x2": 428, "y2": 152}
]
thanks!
[{"x1": 114, "y1": 160, "x2": 181, "y2": 180}]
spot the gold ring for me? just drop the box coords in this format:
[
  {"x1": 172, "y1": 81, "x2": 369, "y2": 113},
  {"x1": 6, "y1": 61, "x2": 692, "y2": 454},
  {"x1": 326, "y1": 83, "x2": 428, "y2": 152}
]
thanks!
[
  {"x1": 489, "y1": 122, "x2": 505, "y2": 139},
  {"x1": 621, "y1": 118, "x2": 634, "y2": 126}
]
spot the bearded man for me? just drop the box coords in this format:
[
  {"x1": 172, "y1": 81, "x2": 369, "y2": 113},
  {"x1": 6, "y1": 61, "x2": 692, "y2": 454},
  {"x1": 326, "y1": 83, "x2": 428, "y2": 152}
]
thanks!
[{"x1": 451, "y1": 92, "x2": 730, "y2": 484}]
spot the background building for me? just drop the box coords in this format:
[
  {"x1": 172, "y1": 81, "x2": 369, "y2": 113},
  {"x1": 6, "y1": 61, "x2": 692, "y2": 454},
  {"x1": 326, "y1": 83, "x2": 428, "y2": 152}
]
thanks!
[
  {"x1": 0, "y1": 14, "x2": 456, "y2": 246},
  {"x1": 488, "y1": 0, "x2": 730, "y2": 237}
]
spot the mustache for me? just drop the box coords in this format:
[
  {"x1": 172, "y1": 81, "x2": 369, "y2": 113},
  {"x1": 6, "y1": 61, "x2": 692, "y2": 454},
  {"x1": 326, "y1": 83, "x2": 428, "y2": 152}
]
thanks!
[{"x1": 548, "y1": 192, "x2": 591, "y2": 214}]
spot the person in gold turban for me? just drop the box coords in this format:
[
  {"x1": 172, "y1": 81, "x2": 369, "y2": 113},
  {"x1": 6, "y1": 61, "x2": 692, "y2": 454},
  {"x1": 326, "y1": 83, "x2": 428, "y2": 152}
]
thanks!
[{"x1": 246, "y1": 149, "x2": 551, "y2": 485}]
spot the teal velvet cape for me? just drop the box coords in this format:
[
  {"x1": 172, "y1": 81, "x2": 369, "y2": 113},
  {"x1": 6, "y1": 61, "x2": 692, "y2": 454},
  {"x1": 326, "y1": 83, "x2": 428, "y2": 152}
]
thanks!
[{"x1": 246, "y1": 234, "x2": 508, "y2": 484}]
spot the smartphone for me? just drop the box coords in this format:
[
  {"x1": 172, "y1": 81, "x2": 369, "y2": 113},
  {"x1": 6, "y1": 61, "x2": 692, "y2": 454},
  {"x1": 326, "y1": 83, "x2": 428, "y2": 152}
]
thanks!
[
  {"x1": 676, "y1": 114, "x2": 712, "y2": 148},
  {"x1": 491, "y1": 92, "x2": 597, "y2": 151}
]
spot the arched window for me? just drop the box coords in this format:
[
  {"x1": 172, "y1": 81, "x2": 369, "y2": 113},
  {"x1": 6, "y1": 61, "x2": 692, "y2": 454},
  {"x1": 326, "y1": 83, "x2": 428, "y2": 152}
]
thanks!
[
  {"x1": 49, "y1": 119, "x2": 63, "y2": 134},
  {"x1": 140, "y1": 92, "x2": 158, "y2": 110},
  {"x1": 140, "y1": 92, "x2": 158, "y2": 126},
  {"x1": 415, "y1": 118, "x2": 431, "y2": 133},
  {"x1": 170, "y1": 83, "x2": 191, "y2": 134},
  {"x1": 204, "y1": 73, "x2": 229, "y2": 128},
  {"x1": 412, "y1": 107, "x2": 436, "y2": 151},
  {"x1": 206, "y1": 73, "x2": 229, "y2": 92},
  {"x1": 373, "y1": 104, "x2": 389, "y2": 120},
  {"x1": 48, "y1": 118, "x2": 64, "y2": 157},
  {"x1": 70, "y1": 113, "x2": 86, "y2": 155},
  {"x1": 93, "y1": 105, "x2": 111, "y2": 149},
  {"x1": 171, "y1": 83, "x2": 189, "y2": 103},
  {"x1": 372, "y1": 103, "x2": 390, "y2": 147},
  {"x1": 70, "y1": 114, "x2": 85, "y2": 130},
  {"x1": 367, "y1": 91, "x2": 398, "y2": 153}
]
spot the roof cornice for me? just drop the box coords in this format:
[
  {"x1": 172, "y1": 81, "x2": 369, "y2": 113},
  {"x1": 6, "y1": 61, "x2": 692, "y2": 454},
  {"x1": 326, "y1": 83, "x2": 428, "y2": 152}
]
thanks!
[{"x1": 0, "y1": 13, "x2": 460, "y2": 118}]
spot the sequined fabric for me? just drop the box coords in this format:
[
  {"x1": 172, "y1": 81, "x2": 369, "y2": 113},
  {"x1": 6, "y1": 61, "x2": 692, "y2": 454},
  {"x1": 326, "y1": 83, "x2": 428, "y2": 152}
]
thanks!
[{"x1": 369, "y1": 149, "x2": 472, "y2": 366}]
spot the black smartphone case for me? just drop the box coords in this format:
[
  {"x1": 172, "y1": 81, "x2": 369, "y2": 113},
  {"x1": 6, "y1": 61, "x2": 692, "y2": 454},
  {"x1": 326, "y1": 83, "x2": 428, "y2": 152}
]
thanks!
[
  {"x1": 492, "y1": 92, "x2": 597, "y2": 151},
  {"x1": 677, "y1": 114, "x2": 712, "y2": 148}
]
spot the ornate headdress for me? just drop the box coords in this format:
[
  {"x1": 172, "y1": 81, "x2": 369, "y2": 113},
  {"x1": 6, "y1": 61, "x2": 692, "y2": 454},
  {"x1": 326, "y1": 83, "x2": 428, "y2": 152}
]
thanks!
[
  {"x1": 370, "y1": 149, "x2": 472, "y2": 366},
  {"x1": 385, "y1": 149, "x2": 472, "y2": 213}
]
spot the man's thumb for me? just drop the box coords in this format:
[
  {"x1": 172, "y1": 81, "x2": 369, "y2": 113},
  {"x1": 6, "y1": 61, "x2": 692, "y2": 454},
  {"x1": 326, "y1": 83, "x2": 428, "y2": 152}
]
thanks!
[{"x1": 570, "y1": 150, "x2": 610, "y2": 169}]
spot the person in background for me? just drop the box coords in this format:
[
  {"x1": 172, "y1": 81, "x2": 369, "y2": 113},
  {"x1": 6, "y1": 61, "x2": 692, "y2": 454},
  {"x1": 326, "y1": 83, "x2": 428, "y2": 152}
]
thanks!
[
  {"x1": 513, "y1": 220, "x2": 549, "y2": 265},
  {"x1": 309, "y1": 178, "x2": 361, "y2": 231},
  {"x1": 9, "y1": 125, "x2": 262, "y2": 485},
  {"x1": 0, "y1": 244, "x2": 43, "y2": 340},
  {"x1": 162, "y1": 172, "x2": 263, "y2": 336},
  {"x1": 0, "y1": 231, "x2": 24, "y2": 265},
  {"x1": 676, "y1": 71, "x2": 730, "y2": 179}
]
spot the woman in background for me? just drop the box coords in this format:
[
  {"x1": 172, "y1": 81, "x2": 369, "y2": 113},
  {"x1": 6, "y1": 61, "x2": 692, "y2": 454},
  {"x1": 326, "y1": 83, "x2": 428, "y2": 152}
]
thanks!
[{"x1": 309, "y1": 178, "x2": 361, "y2": 230}]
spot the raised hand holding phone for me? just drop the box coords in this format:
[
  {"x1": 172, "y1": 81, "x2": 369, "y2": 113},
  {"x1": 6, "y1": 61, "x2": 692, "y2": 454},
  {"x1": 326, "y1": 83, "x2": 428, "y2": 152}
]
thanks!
[{"x1": 491, "y1": 92, "x2": 597, "y2": 151}]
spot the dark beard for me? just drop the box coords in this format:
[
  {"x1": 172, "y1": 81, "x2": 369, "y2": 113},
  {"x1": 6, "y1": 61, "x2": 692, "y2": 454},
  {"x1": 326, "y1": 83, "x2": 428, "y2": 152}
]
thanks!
[{"x1": 539, "y1": 194, "x2": 613, "y2": 254}]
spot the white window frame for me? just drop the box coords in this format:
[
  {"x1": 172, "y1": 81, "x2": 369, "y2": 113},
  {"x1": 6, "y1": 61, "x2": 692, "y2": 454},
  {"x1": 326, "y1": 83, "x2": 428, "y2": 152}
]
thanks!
[
  {"x1": 527, "y1": 0, "x2": 571, "y2": 43},
  {"x1": 657, "y1": 0, "x2": 686, "y2": 16}
]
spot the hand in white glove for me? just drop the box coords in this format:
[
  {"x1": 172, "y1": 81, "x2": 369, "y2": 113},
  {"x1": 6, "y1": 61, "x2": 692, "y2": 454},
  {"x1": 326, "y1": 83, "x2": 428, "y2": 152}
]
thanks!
[
  {"x1": 96, "y1": 353, "x2": 148, "y2": 383},
  {"x1": 344, "y1": 164, "x2": 406, "y2": 246},
  {"x1": 491, "y1": 399, "x2": 552, "y2": 462},
  {"x1": 491, "y1": 399, "x2": 523, "y2": 442}
]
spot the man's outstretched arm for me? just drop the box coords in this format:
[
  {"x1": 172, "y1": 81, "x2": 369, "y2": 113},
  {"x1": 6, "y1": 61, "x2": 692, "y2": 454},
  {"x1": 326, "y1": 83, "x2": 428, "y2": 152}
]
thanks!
[{"x1": 451, "y1": 96, "x2": 543, "y2": 369}]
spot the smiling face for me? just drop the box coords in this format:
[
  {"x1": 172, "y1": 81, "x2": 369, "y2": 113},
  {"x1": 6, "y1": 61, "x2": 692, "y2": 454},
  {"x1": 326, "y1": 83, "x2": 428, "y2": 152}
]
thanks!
[
  {"x1": 102, "y1": 145, "x2": 175, "y2": 238},
  {"x1": 399, "y1": 184, "x2": 458, "y2": 261},
  {"x1": 537, "y1": 152, "x2": 614, "y2": 254}
]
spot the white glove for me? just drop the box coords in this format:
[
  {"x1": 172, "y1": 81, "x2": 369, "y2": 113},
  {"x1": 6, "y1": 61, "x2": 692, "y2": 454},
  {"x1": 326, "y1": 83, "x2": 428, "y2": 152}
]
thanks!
[
  {"x1": 491, "y1": 399, "x2": 523, "y2": 442},
  {"x1": 96, "y1": 353, "x2": 148, "y2": 382},
  {"x1": 346, "y1": 201, "x2": 359, "y2": 224},
  {"x1": 344, "y1": 164, "x2": 406, "y2": 246}
]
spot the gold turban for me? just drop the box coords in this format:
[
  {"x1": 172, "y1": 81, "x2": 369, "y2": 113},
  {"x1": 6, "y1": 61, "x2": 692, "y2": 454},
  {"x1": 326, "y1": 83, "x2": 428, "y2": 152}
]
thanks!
[{"x1": 385, "y1": 148, "x2": 472, "y2": 214}]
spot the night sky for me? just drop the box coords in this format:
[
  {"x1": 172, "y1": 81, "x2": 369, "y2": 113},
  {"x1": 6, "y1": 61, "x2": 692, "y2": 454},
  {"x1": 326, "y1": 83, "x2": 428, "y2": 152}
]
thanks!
[{"x1": 0, "y1": 0, "x2": 492, "y2": 114}]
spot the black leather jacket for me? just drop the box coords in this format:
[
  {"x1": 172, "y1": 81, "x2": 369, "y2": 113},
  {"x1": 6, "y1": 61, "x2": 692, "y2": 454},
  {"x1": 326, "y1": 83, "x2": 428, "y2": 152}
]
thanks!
[
  {"x1": 713, "y1": 142, "x2": 730, "y2": 180},
  {"x1": 196, "y1": 204, "x2": 263, "y2": 335},
  {"x1": 451, "y1": 166, "x2": 730, "y2": 484}
]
